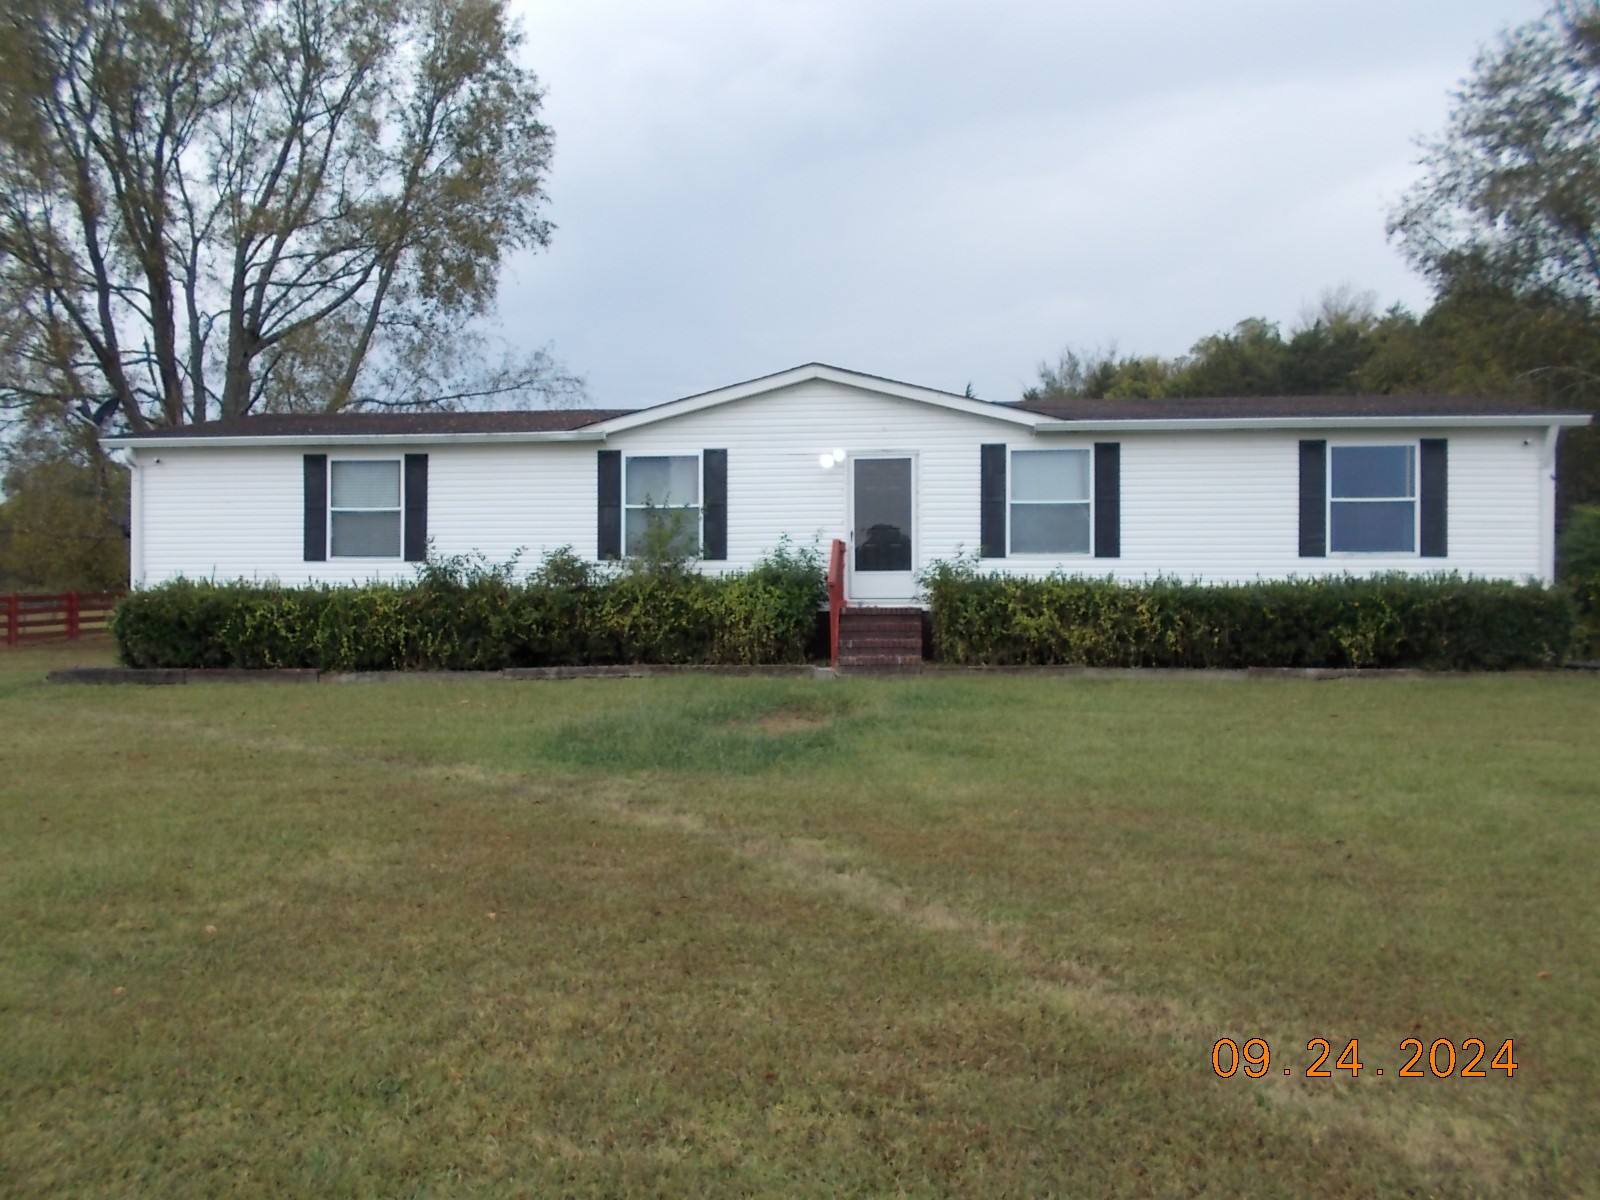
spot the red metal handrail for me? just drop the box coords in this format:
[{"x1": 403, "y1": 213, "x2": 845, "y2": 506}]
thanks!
[{"x1": 827, "y1": 538, "x2": 847, "y2": 667}]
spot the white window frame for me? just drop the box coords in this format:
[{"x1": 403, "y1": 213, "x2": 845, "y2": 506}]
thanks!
[
  {"x1": 329, "y1": 457, "x2": 404, "y2": 560},
  {"x1": 623, "y1": 452, "x2": 702, "y2": 558},
  {"x1": 1327, "y1": 441, "x2": 1419, "y2": 557},
  {"x1": 1008, "y1": 447, "x2": 1093, "y2": 557}
]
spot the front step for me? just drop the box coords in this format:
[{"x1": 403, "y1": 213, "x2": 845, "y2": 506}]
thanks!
[{"x1": 836, "y1": 606, "x2": 924, "y2": 671}]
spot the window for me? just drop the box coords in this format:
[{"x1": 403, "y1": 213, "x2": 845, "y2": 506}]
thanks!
[
  {"x1": 1329, "y1": 444, "x2": 1416, "y2": 553},
  {"x1": 330, "y1": 459, "x2": 402, "y2": 557},
  {"x1": 1010, "y1": 449, "x2": 1091, "y2": 554},
  {"x1": 625, "y1": 454, "x2": 700, "y2": 557}
]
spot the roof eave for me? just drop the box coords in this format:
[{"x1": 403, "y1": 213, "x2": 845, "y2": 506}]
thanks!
[
  {"x1": 1031, "y1": 414, "x2": 1593, "y2": 433},
  {"x1": 107, "y1": 428, "x2": 611, "y2": 450}
]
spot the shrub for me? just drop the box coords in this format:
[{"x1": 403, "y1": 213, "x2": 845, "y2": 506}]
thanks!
[
  {"x1": 714, "y1": 538, "x2": 827, "y2": 664},
  {"x1": 922, "y1": 559, "x2": 1574, "y2": 670},
  {"x1": 110, "y1": 544, "x2": 826, "y2": 671},
  {"x1": 1559, "y1": 505, "x2": 1600, "y2": 658},
  {"x1": 111, "y1": 578, "x2": 267, "y2": 668}
]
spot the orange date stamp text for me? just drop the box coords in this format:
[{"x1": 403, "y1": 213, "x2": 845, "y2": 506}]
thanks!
[{"x1": 1211, "y1": 1037, "x2": 1518, "y2": 1079}]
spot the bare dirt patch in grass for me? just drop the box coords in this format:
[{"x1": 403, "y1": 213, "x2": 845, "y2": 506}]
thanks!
[{"x1": 747, "y1": 706, "x2": 833, "y2": 734}]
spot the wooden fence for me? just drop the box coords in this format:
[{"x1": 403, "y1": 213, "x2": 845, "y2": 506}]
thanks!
[{"x1": 4, "y1": 591, "x2": 124, "y2": 646}]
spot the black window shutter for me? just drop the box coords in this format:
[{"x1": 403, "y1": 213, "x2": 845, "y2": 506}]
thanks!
[
  {"x1": 1420, "y1": 438, "x2": 1448, "y2": 557},
  {"x1": 403, "y1": 453, "x2": 428, "y2": 562},
  {"x1": 597, "y1": 450, "x2": 622, "y2": 560},
  {"x1": 303, "y1": 454, "x2": 327, "y2": 561},
  {"x1": 1093, "y1": 442, "x2": 1121, "y2": 558},
  {"x1": 980, "y1": 444, "x2": 1006, "y2": 558},
  {"x1": 702, "y1": 449, "x2": 727, "y2": 561},
  {"x1": 1299, "y1": 440, "x2": 1327, "y2": 557}
]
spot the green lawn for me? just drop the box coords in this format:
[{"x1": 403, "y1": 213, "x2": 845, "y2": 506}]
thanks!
[{"x1": 2, "y1": 641, "x2": 1597, "y2": 1197}]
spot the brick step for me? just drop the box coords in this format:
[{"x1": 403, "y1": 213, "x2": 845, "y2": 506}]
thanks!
[{"x1": 834, "y1": 607, "x2": 924, "y2": 670}]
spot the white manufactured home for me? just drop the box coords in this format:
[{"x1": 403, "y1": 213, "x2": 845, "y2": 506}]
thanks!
[{"x1": 110, "y1": 363, "x2": 1591, "y2": 602}]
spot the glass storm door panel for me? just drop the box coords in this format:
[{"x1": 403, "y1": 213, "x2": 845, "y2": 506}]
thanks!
[{"x1": 849, "y1": 456, "x2": 916, "y2": 601}]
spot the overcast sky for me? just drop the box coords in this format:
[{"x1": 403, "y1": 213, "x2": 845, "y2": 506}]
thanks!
[{"x1": 500, "y1": 0, "x2": 1549, "y2": 408}]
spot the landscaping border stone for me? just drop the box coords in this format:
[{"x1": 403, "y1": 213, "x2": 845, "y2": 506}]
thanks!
[
  {"x1": 47, "y1": 664, "x2": 829, "y2": 685},
  {"x1": 47, "y1": 667, "x2": 319, "y2": 685},
  {"x1": 42, "y1": 662, "x2": 1591, "y2": 684}
]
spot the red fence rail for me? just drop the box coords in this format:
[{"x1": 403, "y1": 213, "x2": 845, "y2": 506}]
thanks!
[{"x1": 4, "y1": 591, "x2": 124, "y2": 646}]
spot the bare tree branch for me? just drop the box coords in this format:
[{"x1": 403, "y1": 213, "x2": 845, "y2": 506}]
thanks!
[{"x1": 0, "y1": 0, "x2": 574, "y2": 432}]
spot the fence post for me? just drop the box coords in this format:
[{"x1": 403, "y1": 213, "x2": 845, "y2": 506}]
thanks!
[
  {"x1": 66, "y1": 591, "x2": 80, "y2": 640},
  {"x1": 5, "y1": 593, "x2": 16, "y2": 647}
]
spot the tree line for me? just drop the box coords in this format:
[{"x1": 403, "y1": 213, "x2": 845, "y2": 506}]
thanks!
[{"x1": 1026, "y1": 279, "x2": 1600, "y2": 528}]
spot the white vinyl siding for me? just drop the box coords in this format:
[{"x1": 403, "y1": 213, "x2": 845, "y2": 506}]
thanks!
[{"x1": 128, "y1": 379, "x2": 1556, "y2": 588}]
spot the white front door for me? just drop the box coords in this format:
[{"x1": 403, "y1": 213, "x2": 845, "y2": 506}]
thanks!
[{"x1": 848, "y1": 454, "x2": 917, "y2": 603}]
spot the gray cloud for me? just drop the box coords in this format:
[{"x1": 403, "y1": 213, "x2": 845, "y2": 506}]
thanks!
[{"x1": 502, "y1": 0, "x2": 1548, "y2": 405}]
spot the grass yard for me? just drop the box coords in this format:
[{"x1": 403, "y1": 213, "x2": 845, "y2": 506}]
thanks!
[{"x1": 1, "y1": 641, "x2": 1597, "y2": 1197}]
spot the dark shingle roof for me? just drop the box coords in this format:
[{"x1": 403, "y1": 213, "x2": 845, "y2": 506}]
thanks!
[
  {"x1": 114, "y1": 409, "x2": 633, "y2": 440},
  {"x1": 1004, "y1": 394, "x2": 1584, "y2": 421},
  {"x1": 114, "y1": 391, "x2": 1591, "y2": 441}
]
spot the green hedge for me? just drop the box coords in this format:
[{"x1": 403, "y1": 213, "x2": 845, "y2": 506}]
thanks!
[
  {"x1": 111, "y1": 544, "x2": 826, "y2": 671},
  {"x1": 924, "y1": 561, "x2": 1574, "y2": 670},
  {"x1": 1559, "y1": 505, "x2": 1600, "y2": 659}
]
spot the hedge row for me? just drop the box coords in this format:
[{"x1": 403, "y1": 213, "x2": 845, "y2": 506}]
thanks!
[
  {"x1": 112, "y1": 546, "x2": 1577, "y2": 673},
  {"x1": 111, "y1": 546, "x2": 826, "y2": 671},
  {"x1": 923, "y1": 562, "x2": 1574, "y2": 670},
  {"x1": 1559, "y1": 505, "x2": 1600, "y2": 659}
]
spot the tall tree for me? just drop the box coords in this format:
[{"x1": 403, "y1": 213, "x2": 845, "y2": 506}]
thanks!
[
  {"x1": 1390, "y1": 1, "x2": 1600, "y2": 305},
  {"x1": 0, "y1": 419, "x2": 129, "y2": 590},
  {"x1": 0, "y1": 0, "x2": 568, "y2": 431}
]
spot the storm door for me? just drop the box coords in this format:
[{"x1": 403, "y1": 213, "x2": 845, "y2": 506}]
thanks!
[{"x1": 848, "y1": 455, "x2": 916, "y2": 602}]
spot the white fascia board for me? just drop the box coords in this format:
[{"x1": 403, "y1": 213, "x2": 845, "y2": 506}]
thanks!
[
  {"x1": 1031, "y1": 414, "x2": 1593, "y2": 433},
  {"x1": 104, "y1": 428, "x2": 610, "y2": 450},
  {"x1": 592, "y1": 362, "x2": 1041, "y2": 433}
]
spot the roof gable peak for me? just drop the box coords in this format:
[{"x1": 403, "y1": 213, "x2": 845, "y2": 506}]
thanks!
[{"x1": 593, "y1": 362, "x2": 1036, "y2": 433}]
